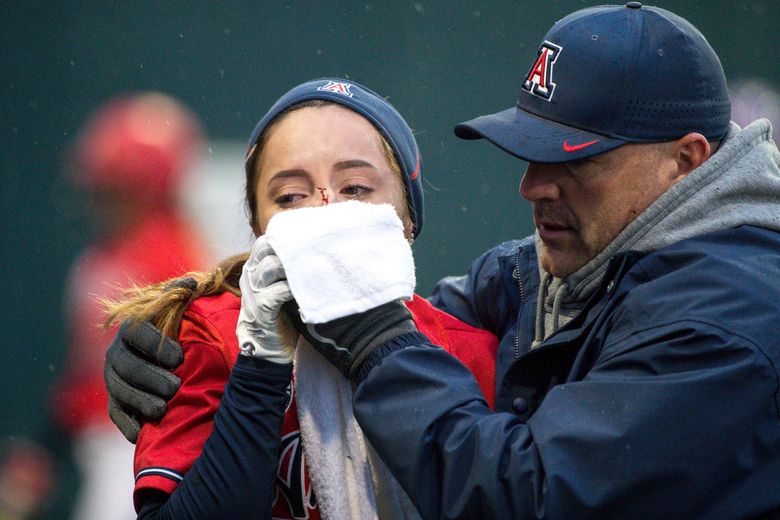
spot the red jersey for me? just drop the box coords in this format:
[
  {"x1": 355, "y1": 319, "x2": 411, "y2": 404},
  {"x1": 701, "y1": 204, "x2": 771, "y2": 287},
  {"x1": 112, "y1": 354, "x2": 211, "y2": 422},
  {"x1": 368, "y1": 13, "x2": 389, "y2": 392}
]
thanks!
[
  {"x1": 134, "y1": 292, "x2": 498, "y2": 518},
  {"x1": 53, "y1": 210, "x2": 208, "y2": 433}
]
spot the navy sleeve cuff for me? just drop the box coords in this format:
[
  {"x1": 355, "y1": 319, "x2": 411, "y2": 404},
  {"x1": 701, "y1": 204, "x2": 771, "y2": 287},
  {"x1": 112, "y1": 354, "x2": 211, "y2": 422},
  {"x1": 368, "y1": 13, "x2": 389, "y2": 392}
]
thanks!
[
  {"x1": 232, "y1": 353, "x2": 293, "y2": 384},
  {"x1": 355, "y1": 331, "x2": 434, "y2": 384}
]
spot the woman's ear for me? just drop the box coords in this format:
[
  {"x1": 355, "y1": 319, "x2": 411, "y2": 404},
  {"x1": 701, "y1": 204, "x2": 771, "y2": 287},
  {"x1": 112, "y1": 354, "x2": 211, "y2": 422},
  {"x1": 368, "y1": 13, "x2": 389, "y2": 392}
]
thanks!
[
  {"x1": 402, "y1": 216, "x2": 415, "y2": 244},
  {"x1": 251, "y1": 224, "x2": 262, "y2": 237}
]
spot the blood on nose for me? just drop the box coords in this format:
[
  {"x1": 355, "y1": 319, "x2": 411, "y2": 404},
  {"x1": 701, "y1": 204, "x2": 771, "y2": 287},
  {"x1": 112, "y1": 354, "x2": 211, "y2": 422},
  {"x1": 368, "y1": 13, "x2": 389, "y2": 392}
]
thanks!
[{"x1": 316, "y1": 187, "x2": 329, "y2": 205}]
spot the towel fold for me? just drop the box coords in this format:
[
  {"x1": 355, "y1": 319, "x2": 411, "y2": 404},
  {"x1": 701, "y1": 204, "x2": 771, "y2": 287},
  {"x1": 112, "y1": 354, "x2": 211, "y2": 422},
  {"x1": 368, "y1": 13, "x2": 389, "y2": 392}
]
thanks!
[
  {"x1": 265, "y1": 201, "x2": 415, "y2": 323},
  {"x1": 294, "y1": 339, "x2": 377, "y2": 520}
]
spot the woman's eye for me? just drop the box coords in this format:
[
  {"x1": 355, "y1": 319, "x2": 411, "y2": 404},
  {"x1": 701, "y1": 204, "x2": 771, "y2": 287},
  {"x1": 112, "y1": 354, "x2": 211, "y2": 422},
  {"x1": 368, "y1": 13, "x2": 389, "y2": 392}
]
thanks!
[
  {"x1": 342, "y1": 184, "x2": 373, "y2": 197},
  {"x1": 274, "y1": 193, "x2": 305, "y2": 206}
]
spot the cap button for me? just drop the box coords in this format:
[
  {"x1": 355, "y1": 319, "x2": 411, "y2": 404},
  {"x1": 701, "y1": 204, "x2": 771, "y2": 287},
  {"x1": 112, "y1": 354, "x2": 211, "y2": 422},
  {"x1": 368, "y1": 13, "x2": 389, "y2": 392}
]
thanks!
[{"x1": 626, "y1": 1, "x2": 642, "y2": 7}]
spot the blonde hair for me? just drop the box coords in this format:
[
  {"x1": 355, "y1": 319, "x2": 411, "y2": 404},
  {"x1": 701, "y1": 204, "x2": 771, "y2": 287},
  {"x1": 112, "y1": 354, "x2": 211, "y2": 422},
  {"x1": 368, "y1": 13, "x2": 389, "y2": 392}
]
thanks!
[
  {"x1": 103, "y1": 253, "x2": 246, "y2": 338},
  {"x1": 104, "y1": 100, "x2": 412, "y2": 337}
]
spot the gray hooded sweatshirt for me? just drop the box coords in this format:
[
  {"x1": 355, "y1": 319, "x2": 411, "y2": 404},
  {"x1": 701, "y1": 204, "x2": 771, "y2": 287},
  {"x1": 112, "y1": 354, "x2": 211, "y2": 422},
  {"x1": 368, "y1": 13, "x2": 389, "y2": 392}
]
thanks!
[{"x1": 534, "y1": 119, "x2": 780, "y2": 346}]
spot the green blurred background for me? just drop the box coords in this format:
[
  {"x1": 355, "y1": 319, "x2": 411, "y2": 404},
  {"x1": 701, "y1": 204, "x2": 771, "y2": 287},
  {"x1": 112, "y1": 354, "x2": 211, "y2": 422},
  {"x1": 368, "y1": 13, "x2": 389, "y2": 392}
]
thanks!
[{"x1": 2, "y1": 1, "x2": 779, "y2": 516}]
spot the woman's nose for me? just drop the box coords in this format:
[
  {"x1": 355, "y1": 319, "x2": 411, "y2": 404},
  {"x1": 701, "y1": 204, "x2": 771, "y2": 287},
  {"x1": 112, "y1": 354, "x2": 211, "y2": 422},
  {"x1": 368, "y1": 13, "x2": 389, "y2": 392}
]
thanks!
[{"x1": 314, "y1": 186, "x2": 330, "y2": 206}]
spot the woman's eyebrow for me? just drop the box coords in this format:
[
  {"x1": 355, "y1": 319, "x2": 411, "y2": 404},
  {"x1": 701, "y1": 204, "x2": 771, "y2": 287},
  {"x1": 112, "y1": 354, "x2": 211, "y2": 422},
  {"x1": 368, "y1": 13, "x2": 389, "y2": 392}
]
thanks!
[
  {"x1": 268, "y1": 169, "x2": 309, "y2": 182},
  {"x1": 334, "y1": 159, "x2": 376, "y2": 171}
]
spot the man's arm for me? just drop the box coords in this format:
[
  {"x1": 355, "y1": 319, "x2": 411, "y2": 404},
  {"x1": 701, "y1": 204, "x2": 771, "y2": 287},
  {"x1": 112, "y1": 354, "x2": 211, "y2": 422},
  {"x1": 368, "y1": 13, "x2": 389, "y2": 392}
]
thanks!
[
  {"x1": 428, "y1": 239, "x2": 523, "y2": 334},
  {"x1": 103, "y1": 239, "x2": 518, "y2": 444},
  {"x1": 349, "y1": 322, "x2": 775, "y2": 519}
]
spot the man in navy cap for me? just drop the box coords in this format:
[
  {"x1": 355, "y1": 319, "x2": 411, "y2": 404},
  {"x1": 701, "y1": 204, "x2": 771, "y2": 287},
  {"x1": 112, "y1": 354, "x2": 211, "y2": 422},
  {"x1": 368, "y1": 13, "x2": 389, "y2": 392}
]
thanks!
[
  {"x1": 294, "y1": 3, "x2": 780, "y2": 517},
  {"x1": 103, "y1": 4, "x2": 780, "y2": 517}
]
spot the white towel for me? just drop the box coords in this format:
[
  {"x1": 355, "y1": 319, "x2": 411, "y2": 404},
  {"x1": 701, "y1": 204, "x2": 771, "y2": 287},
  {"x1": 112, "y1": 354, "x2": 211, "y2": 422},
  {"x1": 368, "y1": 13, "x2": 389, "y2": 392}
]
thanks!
[{"x1": 265, "y1": 201, "x2": 415, "y2": 324}]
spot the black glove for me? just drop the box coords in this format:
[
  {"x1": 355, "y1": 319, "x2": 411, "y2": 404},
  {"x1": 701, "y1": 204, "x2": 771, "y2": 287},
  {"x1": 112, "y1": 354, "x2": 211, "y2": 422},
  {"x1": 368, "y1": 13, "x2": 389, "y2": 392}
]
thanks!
[
  {"x1": 288, "y1": 300, "x2": 418, "y2": 379},
  {"x1": 103, "y1": 277, "x2": 195, "y2": 442}
]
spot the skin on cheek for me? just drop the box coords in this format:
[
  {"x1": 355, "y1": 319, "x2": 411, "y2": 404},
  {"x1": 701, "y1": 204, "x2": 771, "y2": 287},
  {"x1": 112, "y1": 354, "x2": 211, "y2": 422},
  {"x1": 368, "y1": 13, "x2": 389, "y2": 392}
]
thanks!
[{"x1": 535, "y1": 144, "x2": 682, "y2": 278}]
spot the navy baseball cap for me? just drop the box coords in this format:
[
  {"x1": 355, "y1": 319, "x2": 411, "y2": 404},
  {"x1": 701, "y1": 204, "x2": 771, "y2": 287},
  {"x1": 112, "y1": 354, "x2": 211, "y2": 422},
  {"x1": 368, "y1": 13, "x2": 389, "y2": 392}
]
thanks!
[
  {"x1": 246, "y1": 78, "x2": 424, "y2": 237},
  {"x1": 455, "y1": 2, "x2": 731, "y2": 164}
]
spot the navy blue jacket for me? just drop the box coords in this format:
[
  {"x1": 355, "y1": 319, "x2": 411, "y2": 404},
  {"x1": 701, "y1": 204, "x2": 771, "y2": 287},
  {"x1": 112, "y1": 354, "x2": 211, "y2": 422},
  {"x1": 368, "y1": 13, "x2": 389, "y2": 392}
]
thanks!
[{"x1": 352, "y1": 225, "x2": 780, "y2": 519}]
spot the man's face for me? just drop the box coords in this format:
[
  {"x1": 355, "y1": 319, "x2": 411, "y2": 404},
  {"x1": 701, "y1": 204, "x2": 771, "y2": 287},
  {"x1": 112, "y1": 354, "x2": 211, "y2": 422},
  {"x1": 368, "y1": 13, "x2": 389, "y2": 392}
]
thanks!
[{"x1": 520, "y1": 142, "x2": 678, "y2": 278}]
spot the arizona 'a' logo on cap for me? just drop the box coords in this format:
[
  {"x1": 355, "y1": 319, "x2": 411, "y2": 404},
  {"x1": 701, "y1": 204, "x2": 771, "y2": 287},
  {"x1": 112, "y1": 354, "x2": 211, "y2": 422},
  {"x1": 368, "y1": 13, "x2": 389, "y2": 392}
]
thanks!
[
  {"x1": 522, "y1": 41, "x2": 562, "y2": 101},
  {"x1": 317, "y1": 80, "x2": 354, "y2": 97}
]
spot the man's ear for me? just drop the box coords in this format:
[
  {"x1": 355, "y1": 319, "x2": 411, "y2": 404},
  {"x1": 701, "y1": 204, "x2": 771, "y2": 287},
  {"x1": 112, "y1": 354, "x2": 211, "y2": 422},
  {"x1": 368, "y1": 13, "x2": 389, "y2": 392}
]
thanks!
[{"x1": 673, "y1": 133, "x2": 711, "y2": 181}]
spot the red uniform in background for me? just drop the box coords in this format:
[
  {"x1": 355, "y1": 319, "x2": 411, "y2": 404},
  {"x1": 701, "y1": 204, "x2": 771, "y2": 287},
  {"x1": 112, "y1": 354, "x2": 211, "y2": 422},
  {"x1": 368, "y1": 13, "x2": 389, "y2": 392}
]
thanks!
[
  {"x1": 55, "y1": 210, "x2": 207, "y2": 432},
  {"x1": 52, "y1": 92, "x2": 209, "y2": 520}
]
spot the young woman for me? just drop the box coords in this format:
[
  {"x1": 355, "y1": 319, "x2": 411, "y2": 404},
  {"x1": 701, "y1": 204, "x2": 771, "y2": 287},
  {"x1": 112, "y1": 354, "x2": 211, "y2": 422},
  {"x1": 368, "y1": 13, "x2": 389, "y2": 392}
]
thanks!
[{"x1": 106, "y1": 78, "x2": 497, "y2": 519}]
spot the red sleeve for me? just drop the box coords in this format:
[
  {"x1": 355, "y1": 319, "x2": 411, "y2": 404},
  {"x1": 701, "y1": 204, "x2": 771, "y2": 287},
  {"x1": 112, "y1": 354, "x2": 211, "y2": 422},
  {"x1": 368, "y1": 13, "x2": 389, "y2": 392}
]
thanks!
[
  {"x1": 132, "y1": 310, "x2": 233, "y2": 510},
  {"x1": 407, "y1": 295, "x2": 498, "y2": 409}
]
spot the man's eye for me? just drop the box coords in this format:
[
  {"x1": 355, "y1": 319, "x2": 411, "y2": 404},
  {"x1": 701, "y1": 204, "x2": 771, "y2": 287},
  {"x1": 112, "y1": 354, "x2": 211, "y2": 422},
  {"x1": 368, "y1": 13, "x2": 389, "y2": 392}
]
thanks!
[{"x1": 565, "y1": 159, "x2": 591, "y2": 175}]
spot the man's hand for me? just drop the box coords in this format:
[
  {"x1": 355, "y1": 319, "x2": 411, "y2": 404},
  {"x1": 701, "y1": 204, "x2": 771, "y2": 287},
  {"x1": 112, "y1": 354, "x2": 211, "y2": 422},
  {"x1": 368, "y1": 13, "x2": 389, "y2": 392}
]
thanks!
[
  {"x1": 291, "y1": 300, "x2": 417, "y2": 379},
  {"x1": 237, "y1": 236, "x2": 298, "y2": 364},
  {"x1": 104, "y1": 319, "x2": 184, "y2": 443}
]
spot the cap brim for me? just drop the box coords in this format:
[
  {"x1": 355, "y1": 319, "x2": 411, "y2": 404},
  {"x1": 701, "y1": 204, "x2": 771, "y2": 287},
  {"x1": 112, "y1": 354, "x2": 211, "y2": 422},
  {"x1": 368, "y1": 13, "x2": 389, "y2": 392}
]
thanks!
[{"x1": 454, "y1": 107, "x2": 627, "y2": 163}]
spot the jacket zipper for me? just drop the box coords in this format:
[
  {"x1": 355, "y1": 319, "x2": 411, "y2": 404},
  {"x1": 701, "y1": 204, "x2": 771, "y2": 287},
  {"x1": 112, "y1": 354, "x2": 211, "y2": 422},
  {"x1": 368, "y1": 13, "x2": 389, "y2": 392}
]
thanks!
[
  {"x1": 513, "y1": 247, "x2": 524, "y2": 360},
  {"x1": 530, "y1": 255, "x2": 625, "y2": 354}
]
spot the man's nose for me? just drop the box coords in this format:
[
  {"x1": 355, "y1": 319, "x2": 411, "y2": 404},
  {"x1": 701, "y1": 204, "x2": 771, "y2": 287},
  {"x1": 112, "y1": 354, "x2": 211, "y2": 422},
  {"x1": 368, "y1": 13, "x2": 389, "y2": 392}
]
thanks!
[{"x1": 519, "y1": 163, "x2": 561, "y2": 202}]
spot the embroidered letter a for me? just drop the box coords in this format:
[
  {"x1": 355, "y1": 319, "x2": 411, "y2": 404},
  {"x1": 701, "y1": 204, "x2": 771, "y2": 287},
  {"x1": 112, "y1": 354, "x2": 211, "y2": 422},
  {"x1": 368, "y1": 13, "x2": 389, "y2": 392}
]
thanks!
[{"x1": 522, "y1": 41, "x2": 562, "y2": 101}]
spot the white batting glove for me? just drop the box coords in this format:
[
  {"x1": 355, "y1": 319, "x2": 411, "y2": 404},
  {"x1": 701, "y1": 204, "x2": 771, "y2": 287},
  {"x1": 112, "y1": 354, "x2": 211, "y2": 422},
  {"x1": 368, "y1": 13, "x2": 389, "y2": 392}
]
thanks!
[{"x1": 237, "y1": 236, "x2": 297, "y2": 364}]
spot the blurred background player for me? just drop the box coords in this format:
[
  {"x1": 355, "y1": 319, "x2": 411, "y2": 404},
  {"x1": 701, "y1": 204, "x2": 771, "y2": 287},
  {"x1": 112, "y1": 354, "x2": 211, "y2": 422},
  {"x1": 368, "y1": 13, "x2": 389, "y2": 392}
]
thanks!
[
  {"x1": 0, "y1": 438, "x2": 54, "y2": 520},
  {"x1": 730, "y1": 77, "x2": 780, "y2": 146},
  {"x1": 50, "y1": 92, "x2": 209, "y2": 520}
]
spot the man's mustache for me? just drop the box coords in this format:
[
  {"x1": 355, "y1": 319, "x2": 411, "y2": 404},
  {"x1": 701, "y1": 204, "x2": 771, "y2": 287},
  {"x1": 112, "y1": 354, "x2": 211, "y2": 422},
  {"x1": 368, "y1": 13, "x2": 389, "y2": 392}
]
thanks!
[{"x1": 533, "y1": 203, "x2": 579, "y2": 230}]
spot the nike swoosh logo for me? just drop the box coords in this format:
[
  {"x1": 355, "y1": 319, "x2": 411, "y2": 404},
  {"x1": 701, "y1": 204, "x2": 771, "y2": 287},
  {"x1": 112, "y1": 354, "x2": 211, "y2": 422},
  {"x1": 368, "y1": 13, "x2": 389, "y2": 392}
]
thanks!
[{"x1": 563, "y1": 139, "x2": 600, "y2": 152}]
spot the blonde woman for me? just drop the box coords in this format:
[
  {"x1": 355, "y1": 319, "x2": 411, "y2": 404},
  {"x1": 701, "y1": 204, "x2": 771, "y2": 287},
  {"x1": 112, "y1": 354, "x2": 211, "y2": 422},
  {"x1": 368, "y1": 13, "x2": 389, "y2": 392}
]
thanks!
[{"x1": 105, "y1": 78, "x2": 497, "y2": 519}]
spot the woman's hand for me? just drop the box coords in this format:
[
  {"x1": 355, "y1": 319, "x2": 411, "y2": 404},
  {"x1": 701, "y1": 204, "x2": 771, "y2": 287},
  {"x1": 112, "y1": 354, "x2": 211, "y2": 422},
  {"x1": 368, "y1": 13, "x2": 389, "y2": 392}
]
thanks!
[{"x1": 237, "y1": 236, "x2": 298, "y2": 364}]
